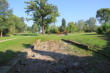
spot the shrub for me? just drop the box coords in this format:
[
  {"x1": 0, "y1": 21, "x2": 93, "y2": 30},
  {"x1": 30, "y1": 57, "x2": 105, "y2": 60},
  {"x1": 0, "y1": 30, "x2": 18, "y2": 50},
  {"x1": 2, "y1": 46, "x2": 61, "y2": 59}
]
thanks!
[
  {"x1": 96, "y1": 27, "x2": 103, "y2": 34},
  {"x1": 97, "y1": 24, "x2": 110, "y2": 34}
]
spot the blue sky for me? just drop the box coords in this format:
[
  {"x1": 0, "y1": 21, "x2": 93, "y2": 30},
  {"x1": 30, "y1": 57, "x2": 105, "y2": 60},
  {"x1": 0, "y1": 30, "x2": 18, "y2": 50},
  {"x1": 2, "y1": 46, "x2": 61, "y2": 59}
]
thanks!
[{"x1": 8, "y1": 0, "x2": 110, "y2": 26}]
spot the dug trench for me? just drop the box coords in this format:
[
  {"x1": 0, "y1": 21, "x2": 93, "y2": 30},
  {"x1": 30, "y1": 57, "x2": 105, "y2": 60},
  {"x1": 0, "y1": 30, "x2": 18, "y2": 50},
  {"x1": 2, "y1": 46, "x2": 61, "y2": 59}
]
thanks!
[
  {"x1": 8, "y1": 40, "x2": 110, "y2": 73},
  {"x1": 61, "y1": 39, "x2": 110, "y2": 60}
]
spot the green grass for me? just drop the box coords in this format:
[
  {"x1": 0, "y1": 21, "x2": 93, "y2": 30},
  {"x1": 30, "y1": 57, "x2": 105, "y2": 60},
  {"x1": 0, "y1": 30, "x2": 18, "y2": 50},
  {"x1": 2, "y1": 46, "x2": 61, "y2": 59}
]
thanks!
[
  {"x1": 0, "y1": 33, "x2": 109, "y2": 66},
  {"x1": 14, "y1": 33, "x2": 38, "y2": 36},
  {"x1": 62, "y1": 33, "x2": 108, "y2": 50},
  {"x1": 0, "y1": 36, "x2": 17, "y2": 41},
  {"x1": 0, "y1": 36, "x2": 40, "y2": 65}
]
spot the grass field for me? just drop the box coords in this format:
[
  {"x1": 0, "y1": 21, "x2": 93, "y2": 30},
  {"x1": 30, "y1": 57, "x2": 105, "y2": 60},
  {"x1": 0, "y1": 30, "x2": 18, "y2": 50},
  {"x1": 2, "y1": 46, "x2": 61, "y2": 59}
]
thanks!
[
  {"x1": 0, "y1": 36, "x2": 17, "y2": 41},
  {"x1": 0, "y1": 33, "x2": 110, "y2": 66}
]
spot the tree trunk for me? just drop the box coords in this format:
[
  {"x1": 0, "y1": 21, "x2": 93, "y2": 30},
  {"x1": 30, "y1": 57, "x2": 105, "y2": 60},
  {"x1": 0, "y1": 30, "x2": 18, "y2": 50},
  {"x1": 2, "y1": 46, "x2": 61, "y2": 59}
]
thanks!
[
  {"x1": 42, "y1": 17, "x2": 45, "y2": 34},
  {"x1": 0, "y1": 31, "x2": 3, "y2": 37}
]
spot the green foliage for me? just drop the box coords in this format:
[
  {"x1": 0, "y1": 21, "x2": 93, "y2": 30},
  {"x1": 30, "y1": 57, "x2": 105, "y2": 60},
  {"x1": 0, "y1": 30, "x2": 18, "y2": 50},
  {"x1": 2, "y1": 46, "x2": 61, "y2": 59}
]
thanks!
[
  {"x1": 27, "y1": 26, "x2": 33, "y2": 32},
  {"x1": 60, "y1": 18, "x2": 66, "y2": 32},
  {"x1": 45, "y1": 24, "x2": 50, "y2": 33},
  {"x1": 67, "y1": 22, "x2": 77, "y2": 33},
  {"x1": 0, "y1": 0, "x2": 26, "y2": 36},
  {"x1": 83, "y1": 24, "x2": 90, "y2": 32},
  {"x1": 77, "y1": 20, "x2": 85, "y2": 32},
  {"x1": 97, "y1": 26, "x2": 104, "y2": 34},
  {"x1": 50, "y1": 25, "x2": 58, "y2": 33},
  {"x1": 105, "y1": 23, "x2": 110, "y2": 33},
  {"x1": 96, "y1": 8, "x2": 110, "y2": 24},
  {"x1": 76, "y1": 17, "x2": 97, "y2": 32},
  {"x1": 97, "y1": 24, "x2": 110, "y2": 34},
  {"x1": 25, "y1": 0, "x2": 59, "y2": 34},
  {"x1": 86, "y1": 17, "x2": 96, "y2": 32},
  {"x1": 31, "y1": 23, "x2": 39, "y2": 33},
  {"x1": 0, "y1": 0, "x2": 9, "y2": 37},
  {"x1": 0, "y1": 0, "x2": 9, "y2": 17},
  {"x1": 7, "y1": 15, "x2": 26, "y2": 33},
  {"x1": 96, "y1": 8, "x2": 110, "y2": 34}
]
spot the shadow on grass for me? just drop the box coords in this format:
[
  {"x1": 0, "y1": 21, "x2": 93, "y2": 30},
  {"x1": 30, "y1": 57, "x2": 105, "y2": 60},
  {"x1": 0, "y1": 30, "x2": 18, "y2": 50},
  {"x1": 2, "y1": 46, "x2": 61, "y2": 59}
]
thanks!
[
  {"x1": 8, "y1": 40, "x2": 110, "y2": 73},
  {"x1": 97, "y1": 34, "x2": 110, "y2": 58},
  {"x1": 14, "y1": 33, "x2": 38, "y2": 36},
  {"x1": 1, "y1": 35, "x2": 110, "y2": 73},
  {"x1": 0, "y1": 50, "x2": 27, "y2": 66},
  {"x1": 84, "y1": 33, "x2": 97, "y2": 35},
  {"x1": 22, "y1": 44, "x2": 34, "y2": 49}
]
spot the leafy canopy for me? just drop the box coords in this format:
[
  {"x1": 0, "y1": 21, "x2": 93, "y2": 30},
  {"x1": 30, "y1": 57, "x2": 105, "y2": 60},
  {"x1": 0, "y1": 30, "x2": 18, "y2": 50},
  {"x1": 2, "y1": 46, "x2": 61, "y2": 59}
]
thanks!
[
  {"x1": 25, "y1": 0, "x2": 59, "y2": 34},
  {"x1": 61, "y1": 18, "x2": 66, "y2": 31},
  {"x1": 96, "y1": 8, "x2": 110, "y2": 24},
  {"x1": 67, "y1": 22, "x2": 77, "y2": 33},
  {"x1": 0, "y1": 0, "x2": 9, "y2": 31}
]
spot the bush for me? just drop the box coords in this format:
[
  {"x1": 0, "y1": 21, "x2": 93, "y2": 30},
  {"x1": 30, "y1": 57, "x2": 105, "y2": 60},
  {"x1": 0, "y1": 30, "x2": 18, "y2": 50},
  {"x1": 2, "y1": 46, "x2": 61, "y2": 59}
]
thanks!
[
  {"x1": 50, "y1": 25, "x2": 58, "y2": 33},
  {"x1": 97, "y1": 24, "x2": 110, "y2": 34},
  {"x1": 96, "y1": 27, "x2": 103, "y2": 34}
]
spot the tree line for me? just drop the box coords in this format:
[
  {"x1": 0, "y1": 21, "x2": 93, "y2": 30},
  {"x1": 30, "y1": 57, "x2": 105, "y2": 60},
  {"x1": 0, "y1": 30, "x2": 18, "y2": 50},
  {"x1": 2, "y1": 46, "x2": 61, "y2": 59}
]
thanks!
[
  {"x1": 0, "y1": 0, "x2": 26, "y2": 37},
  {"x1": 0, "y1": 0, "x2": 110, "y2": 37},
  {"x1": 26, "y1": 0, "x2": 110, "y2": 34}
]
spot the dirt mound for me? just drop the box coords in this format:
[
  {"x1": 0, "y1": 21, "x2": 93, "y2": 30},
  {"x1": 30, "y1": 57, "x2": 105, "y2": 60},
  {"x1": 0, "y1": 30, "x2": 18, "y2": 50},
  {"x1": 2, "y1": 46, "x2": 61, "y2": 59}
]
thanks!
[
  {"x1": 33, "y1": 40, "x2": 72, "y2": 52},
  {"x1": 9, "y1": 40, "x2": 84, "y2": 73}
]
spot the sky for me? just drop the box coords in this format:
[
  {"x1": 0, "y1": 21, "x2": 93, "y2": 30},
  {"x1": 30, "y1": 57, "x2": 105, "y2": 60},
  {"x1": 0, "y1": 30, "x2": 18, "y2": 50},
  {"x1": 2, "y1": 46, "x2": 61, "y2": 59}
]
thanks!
[{"x1": 7, "y1": 0, "x2": 110, "y2": 26}]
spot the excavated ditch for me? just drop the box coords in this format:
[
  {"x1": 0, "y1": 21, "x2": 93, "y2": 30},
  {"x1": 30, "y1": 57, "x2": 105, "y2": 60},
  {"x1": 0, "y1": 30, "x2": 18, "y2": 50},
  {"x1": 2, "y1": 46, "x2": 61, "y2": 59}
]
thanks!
[{"x1": 8, "y1": 40, "x2": 110, "y2": 73}]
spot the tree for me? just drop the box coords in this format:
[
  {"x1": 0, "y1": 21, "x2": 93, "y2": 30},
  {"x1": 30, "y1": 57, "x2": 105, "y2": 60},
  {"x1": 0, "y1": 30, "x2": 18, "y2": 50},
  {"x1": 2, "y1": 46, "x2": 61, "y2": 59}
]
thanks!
[
  {"x1": 27, "y1": 26, "x2": 33, "y2": 32},
  {"x1": 83, "y1": 24, "x2": 89, "y2": 32},
  {"x1": 50, "y1": 25, "x2": 58, "y2": 33},
  {"x1": 96, "y1": 8, "x2": 110, "y2": 24},
  {"x1": 7, "y1": 14, "x2": 26, "y2": 34},
  {"x1": 0, "y1": 0, "x2": 9, "y2": 37},
  {"x1": 67, "y1": 22, "x2": 76, "y2": 33},
  {"x1": 32, "y1": 23, "x2": 39, "y2": 33},
  {"x1": 7, "y1": 14, "x2": 16, "y2": 35},
  {"x1": 25, "y1": 0, "x2": 59, "y2": 34},
  {"x1": 15, "y1": 16, "x2": 26, "y2": 33},
  {"x1": 96, "y1": 8, "x2": 110, "y2": 33},
  {"x1": 77, "y1": 20, "x2": 85, "y2": 32},
  {"x1": 61, "y1": 18, "x2": 66, "y2": 32},
  {"x1": 20, "y1": 17, "x2": 27, "y2": 32},
  {"x1": 86, "y1": 17, "x2": 96, "y2": 31}
]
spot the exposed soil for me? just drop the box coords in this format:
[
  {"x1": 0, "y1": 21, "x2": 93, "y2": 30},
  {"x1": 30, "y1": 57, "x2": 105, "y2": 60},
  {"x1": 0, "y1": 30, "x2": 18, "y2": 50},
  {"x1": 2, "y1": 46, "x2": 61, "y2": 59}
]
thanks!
[{"x1": 8, "y1": 40, "x2": 110, "y2": 73}]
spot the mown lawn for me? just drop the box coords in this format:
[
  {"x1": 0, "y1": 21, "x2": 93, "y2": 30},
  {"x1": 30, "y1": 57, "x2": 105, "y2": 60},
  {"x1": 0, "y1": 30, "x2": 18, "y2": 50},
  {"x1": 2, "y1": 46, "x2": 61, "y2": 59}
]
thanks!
[{"x1": 0, "y1": 33, "x2": 109, "y2": 66}]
